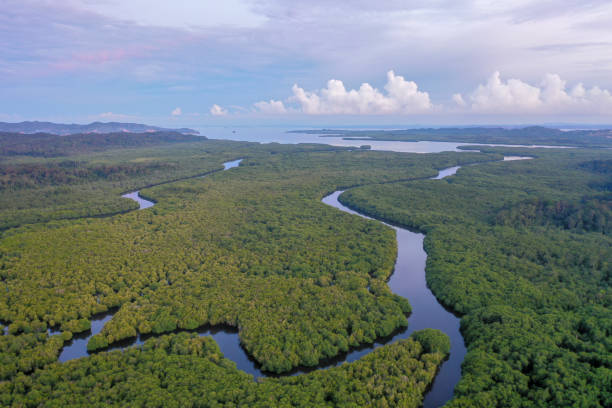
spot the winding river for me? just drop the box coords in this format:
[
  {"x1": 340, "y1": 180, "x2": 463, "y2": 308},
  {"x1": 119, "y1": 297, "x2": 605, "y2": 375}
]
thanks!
[
  {"x1": 120, "y1": 158, "x2": 243, "y2": 209},
  {"x1": 45, "y1": 156, "x2": 531, "y2": 407},
  {"x1": 322, "y1": 192, "x2": 463, "y2": 407}
]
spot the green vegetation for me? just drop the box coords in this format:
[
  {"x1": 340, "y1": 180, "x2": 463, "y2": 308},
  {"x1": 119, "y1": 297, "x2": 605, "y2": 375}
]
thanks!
[
  {"x1": 0, "y1": 132, "x2": 496, "y2": 406},
  {"x1": 0, "y1": 145, "x2": 492, "y2": 377},
  {"x1": 495, "y1": 196, "x2": 611, "y2": 234},
  {"x1": 0, "y1": 131, "x2": 204, "y2": 157},
  {"x1": 2, "y1": 129, "x2": 609, "y2": 406},
  {"x1": 340, "y1": 147, "x2": 612, "y2": 407},
  {"x1": 1, "y1": 330, "x2": 449, "y2": 408},
  {"x1": 295, "y1": 126, "x2": 612, "y2": 148},
  {"x1": 0, "y1": 132, "x2": 216, "y2": 230},
  {"x1": 0, "y1": 132, "x2": 349, "y2": 230}
]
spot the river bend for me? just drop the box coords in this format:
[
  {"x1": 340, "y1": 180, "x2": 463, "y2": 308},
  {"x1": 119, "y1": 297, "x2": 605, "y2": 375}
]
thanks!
[{"x1": 43, "y1": 156, "x2": 531, "y2": 407}]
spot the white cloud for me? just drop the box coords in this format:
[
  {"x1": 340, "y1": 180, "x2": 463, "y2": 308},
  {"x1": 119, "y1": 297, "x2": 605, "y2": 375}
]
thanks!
[
  {"x1": 455, "y1": 71, "x2": 612, "y2": 114},
  {"x1": 452, "y1": 93, "x2": 466, "y2": 107},
  {"x1": 209, "y1": 104, "x2": 228, "y2": 116},
  {"x1": 5, "y1": 1, "x2": 612, "y2": 126},
  {"x1": 254, "y1": 99, "x2": 287, "y2": 114},
  {"x1": 468, "y1": 71, "x2": 542, "y2": 112},
  {"x1": 171, "y1": 107, "x2": 182, "y2": 116},
  {"x1": 257, "y1": 70, "x2": 432, "y2": 115}
]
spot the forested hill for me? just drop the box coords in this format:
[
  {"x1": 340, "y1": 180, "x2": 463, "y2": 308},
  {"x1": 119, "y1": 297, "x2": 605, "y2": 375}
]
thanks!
[
  {"x1": 293, "y1": 126, "x2": 612, "y2": 147},
  {"x1": 0, "y1": 131, "x2": 206, "y2": 157},
  {"x1": 0, "y1": 121, "x2": 199, "y2": 135}
]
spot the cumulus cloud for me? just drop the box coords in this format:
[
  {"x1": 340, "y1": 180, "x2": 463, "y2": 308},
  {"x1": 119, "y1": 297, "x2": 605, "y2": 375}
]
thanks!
[
  {"x1": 468, "y1": 71, "x2": 541, "y2": 112},
  {"x1": 5, "y1": 1, "x2": 612, "y2": 124},
  {"x1": 254, "y1": 99, "x2": 287, "y2": 114},
  {"x1": 452, "y1": 93, "x2": 466, "y2": 107},
  {"x1": 209, "y1": 104, "x2": 228, "y2": 116},
  {"x1": 254, "y1": 71, "x2": 432, "y2": 115},
  {"x1": 171, "y1": 107, "x2": 182, "y2": 116},
  {"x1": 455, "y1": 71, "x2": 612, "y2": 114}
]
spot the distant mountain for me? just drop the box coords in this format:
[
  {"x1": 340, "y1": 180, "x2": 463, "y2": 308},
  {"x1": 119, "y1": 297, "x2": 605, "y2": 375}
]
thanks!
[{"x1": 0, "y1": 121, "x2": 199, "y2": 135}]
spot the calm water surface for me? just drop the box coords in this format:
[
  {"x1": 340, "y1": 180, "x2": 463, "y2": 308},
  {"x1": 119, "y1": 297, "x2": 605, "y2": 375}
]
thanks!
[
  {"x1": 122, "y1": 159, "x2": 243, "y2": 210},
  {"x1": 321, "y1": 162, "x2": 471, "y2": 407},
  {"x1": 121, "y1": 191, "x2": 154, "y2": 209},
  {"x1": 60, "y1": 159, "x2": 271, "y2": 376},
  {"x1": 199, "y1": 126, "x2": 573, "y2": 153},
  {"x1": 322, "y1": 156, "x2": 531, "y2": 406},
  {"x1": 223, "y1": 159, "x2": 243, "y2": 170},
  {"x1": 37, "y1": 155, "x2": 531, "y2": 406}
]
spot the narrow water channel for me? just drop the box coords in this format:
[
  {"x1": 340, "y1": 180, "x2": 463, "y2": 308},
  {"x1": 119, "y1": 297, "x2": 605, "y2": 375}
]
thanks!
[
  {"x1": 121, "y1": 159, "x2": 243, "y2": 209},
  {"x1": 321, "y1": 174, "x2": 465, "y2": 407},
  {"x1": 57, "y1": 159, "x2": 260, "y2": 373},
  {"x1": 45, "y1": 156, "x2": 531, "y2": 407},
  {"x1": 322, "y1": 156, "x2": 532, "y2": 406}
]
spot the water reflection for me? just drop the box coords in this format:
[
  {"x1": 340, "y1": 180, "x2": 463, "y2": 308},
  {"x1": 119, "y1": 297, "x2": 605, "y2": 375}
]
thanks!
[
  {"x1": 322, "y1": 171, "x2": 467, "y2": 407},
  {"x1": 37, "y1": 156, "x2": 528, "y2": 406},
  {"x1": 198, "y1": 127, "x2": 574, "y2": 153},
  {"x1": 122, "y1": 159, "x2": 243, "y2": 210},
  {"x1": 121, "y1": 191, "x2": 155, "y2": 210},
  {"x1": 431, "y1": 166, "x2": 461, "y2": 179}
]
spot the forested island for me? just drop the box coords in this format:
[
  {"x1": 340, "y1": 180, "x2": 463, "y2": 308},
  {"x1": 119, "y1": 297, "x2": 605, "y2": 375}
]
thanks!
[
  {"x1": 293, "y1": 126, "x2": 612, "y2": 148},
  {"x1": 0, "y1": 130, "x2": 610, "y2": 406}
]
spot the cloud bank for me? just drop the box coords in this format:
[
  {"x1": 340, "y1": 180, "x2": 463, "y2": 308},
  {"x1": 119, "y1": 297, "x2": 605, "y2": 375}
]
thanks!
[
  {"x1": 456, "y1": 71, "x2": 612, "y2": 115},
  {"x1": 4, "y1": 1, "x2": 612, "y2": 123},
  {"x1": 251, "y1": 70, "x2": 612, "y2": 118},
  {"x1": 255, "y1": 71, "x2": 432, "y2": 115}
]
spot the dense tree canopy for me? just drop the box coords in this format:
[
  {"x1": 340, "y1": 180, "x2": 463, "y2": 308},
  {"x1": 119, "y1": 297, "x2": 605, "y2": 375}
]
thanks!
[
  {"x1": 341, "y1": 148, "x2": 612, "y2": 407},
  {"x1": 0, "y1": 131, "x2": 205, "y2": 157},
  {"x1": 1, "y1": 330, "x2": 449, "y2": 407},
  {"x1": 296, "y1": 127, "x2": 612, "y2": 148},
  {"x1": 0, "y1": 138, "x2": 352, "y2": 230},
  {"x1": 1, "y1": 147, "x2": 491, "y2": 375},
  {"x1": 2, "y1": 130, "x2": 609, "y2": 406},
  {"x1": 0, "y1": 135, "x2": 493, "y2": 407}
]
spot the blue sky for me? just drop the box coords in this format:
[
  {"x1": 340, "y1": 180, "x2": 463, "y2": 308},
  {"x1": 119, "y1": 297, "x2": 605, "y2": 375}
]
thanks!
[{"x1": 2, "y1": 0, "x2": 612, "y2": 127}]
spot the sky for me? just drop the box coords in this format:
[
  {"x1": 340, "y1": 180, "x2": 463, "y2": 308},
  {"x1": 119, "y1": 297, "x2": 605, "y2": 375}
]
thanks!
[{"x1": 2, "y1": 0, "x2": 612, "y2": 128}]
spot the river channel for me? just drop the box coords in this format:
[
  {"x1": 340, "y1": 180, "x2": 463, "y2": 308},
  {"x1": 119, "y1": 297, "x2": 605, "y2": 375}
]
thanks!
[{"x1": 48, "y1": 156, "x2": 530, "y2": 407}]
